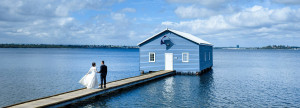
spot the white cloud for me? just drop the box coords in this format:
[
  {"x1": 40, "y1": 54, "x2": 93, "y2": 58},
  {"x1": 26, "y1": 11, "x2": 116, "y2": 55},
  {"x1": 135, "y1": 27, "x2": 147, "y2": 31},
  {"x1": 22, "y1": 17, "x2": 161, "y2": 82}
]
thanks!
[
  {"x1": 227, "y1": 6, "x2": 300, "y2": 27},
  {"x1": 57, "y1": 17, "x2": 74, "y2": 26},
  {"x1": 161, "y1": 21, "x2": 174, "y2": 26},
  {"x1": 162, "y1": 5, "x2": 300, "y2": 46},
  {"x1": 272, "y1": 0, "x2": 300, "y2": 5},
  {"x1": 111, "y1": 12, "x2": 126, "y2": 21},
  {"x1": 162, "y1": 15, "x2": 233, "y2": 34},
  {"x1": 1, "y1": 0, "x2": 300, "y2": 46},
  {"x1": 121, "y1": 8, "x2": 136, "y2": 13},
  {"x1": 0, "y1": 0, "x2": 142, "y2": 45},
  {"x1": 174, "y1": 4, "x2": 237, "y2": 18},
  {"x1": 227, "y1": 5, "x2": 273, "y2": 27},
  {"x1": 166, "y1": 0, "x2": 230, "y2": 7},
  {"x1": 175, "y1": 6, "x2": 216, "y2": 18},
  {"x1": 55, "y1": 5, "x2": 69, "y2": 17}
]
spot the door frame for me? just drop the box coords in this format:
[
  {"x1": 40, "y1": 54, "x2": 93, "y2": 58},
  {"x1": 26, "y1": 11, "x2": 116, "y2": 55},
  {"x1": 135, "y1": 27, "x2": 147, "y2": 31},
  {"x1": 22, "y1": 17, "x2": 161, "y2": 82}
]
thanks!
[{"x1": 165, "y1": 53, "x2": 173, "y2": 70}]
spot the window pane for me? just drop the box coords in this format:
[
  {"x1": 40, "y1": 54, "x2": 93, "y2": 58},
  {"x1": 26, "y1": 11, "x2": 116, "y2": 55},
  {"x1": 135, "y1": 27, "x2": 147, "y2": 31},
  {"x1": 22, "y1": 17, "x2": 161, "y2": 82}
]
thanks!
[
  {"x1": 150, "y1": 54, "x2": 154, "y2": 61},
  {"x1": 149, "y1": 53, "x2": 155, "y2": 62},
  {"x1": 182, "y1": 53, "x2": 188, "y2": 62}
]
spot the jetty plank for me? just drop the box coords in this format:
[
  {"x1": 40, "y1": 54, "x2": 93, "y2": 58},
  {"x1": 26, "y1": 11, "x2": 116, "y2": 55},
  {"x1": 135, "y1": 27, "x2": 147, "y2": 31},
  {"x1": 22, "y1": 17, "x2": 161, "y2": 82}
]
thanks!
[{"x1": 6, "y1": 70, "x2": 174, "y2": 108}]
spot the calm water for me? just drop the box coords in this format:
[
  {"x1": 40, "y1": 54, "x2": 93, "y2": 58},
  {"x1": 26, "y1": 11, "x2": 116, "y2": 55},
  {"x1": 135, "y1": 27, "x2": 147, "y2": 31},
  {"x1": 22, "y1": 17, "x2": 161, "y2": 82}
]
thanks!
[
  {"x1": 1, "y1": 48, "x2": 300, "y2": 107},
  {"x1": 0, "y1": 48, "x2": 139, "y2": 107}
]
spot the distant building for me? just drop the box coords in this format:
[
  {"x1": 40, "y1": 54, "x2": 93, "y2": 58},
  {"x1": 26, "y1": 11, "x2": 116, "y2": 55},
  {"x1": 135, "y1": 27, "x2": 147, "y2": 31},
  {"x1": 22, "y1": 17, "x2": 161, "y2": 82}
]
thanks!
[{"x1": 137, "y1": 29, "x2": 213, "y2": 73}]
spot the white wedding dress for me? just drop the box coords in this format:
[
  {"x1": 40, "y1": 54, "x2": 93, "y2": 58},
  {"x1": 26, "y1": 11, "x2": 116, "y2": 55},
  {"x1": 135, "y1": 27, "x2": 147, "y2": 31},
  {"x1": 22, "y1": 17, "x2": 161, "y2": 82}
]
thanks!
[{"x1": 79, "y1": 67, "x2": 99, "y2": 89}]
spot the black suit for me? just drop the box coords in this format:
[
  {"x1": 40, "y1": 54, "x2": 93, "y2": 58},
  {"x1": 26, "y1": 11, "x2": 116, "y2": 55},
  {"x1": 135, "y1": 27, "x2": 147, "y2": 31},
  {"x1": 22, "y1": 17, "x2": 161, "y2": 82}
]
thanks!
[{"x1": 100, "y1": 64, "x2": 107, "y2": 87}]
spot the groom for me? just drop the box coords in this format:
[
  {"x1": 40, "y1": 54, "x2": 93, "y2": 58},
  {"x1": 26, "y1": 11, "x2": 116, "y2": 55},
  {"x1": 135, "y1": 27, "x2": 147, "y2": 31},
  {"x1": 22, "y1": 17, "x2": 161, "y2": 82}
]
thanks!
[{"x1": 98, "y1": 61, "x2": 107, "y2": 89}]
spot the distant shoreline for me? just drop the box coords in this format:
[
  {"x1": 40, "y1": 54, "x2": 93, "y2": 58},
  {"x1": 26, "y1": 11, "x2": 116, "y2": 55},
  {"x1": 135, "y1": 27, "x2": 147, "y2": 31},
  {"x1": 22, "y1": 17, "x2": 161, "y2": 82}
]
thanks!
[
  {"x1": 214, "y1": 47, "x2": 300, "y2": 50},
  {"x1": 214, "y1": 45, "x2": 300, "y2": 50},
  {"x1": 0, "y1": 44, "x2": 299, "y2": 50},
  {"x1": 0, "y1": 44, "x2": 138, "y2": 49}
]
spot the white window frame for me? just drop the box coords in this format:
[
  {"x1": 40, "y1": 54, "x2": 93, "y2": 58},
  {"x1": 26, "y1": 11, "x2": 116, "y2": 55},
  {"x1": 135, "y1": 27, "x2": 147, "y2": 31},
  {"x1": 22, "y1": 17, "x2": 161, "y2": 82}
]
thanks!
[
  {"x1": 149, "y1": 52, "x2": 155, "y2": 62},
  {"x1": 182, "y1": 52, "x2": 189, "y2": 62}
]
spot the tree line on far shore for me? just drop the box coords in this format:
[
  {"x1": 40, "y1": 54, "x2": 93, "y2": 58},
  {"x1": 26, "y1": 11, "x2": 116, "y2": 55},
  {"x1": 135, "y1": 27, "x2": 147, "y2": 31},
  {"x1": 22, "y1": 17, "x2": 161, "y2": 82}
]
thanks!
[
  {"x1": 214, "y1": 45, "x2": 299, "y2": 49},
  {"x1": 0, "y1": 44, "x2": 299, "y2": 49},
  {"x1": 260, "y1": 45, "x2": 299, "y2": 49},
  {"x1": 0, "y1": 44, "x2": 138, "y2": 49}
]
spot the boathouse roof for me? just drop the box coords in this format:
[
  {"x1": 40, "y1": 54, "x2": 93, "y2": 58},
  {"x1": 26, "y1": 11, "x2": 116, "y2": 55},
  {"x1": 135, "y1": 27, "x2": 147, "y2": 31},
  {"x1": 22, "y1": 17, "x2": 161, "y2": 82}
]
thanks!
[{"x1": 137, "y1": 29, "x2": 213, "y2": 46}]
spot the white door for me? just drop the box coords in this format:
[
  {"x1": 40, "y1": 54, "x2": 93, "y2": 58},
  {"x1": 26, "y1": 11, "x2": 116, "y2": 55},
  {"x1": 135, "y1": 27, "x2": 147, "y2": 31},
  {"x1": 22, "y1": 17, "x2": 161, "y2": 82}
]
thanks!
[{"x1": 165, "y1": 53, "x2": 173, "y2": 70}]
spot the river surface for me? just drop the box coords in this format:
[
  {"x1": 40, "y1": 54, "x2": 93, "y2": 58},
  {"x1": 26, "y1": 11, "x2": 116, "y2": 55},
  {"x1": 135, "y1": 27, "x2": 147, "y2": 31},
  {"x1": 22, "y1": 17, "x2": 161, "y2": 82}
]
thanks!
[{"x1": 0, "y1": 48, "x2": 299, "y2": 107}]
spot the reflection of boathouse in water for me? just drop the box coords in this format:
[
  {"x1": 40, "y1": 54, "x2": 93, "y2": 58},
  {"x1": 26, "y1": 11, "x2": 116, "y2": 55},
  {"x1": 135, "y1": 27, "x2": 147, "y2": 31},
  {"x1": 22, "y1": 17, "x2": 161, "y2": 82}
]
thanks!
[{"x1": 138, "y1": 29, "x2": 213, "y2": 74}]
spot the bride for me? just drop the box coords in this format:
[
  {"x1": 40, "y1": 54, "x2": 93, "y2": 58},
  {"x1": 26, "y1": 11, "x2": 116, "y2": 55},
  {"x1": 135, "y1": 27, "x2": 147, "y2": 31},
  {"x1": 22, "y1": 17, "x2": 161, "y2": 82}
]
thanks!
[{"x1": 79, "y1": 62, "x2": 99, "y2": 89}]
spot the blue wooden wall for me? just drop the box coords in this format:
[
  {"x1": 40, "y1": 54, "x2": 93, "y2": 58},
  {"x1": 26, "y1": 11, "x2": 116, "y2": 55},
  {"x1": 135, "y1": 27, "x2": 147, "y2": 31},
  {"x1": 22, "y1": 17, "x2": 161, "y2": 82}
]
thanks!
[
  {"x1": 139, "y1": 30, "x2": 212, "y2": 73},
  {"x1": 199, "y1": 45, "x2": 213, "y2": 71}
]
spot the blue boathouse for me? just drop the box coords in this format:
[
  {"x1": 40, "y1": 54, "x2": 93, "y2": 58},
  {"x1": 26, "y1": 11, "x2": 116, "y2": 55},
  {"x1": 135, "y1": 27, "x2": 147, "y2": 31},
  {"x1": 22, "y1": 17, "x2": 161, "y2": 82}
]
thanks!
[{"x1": 138, "y1": 29, "x2": 213, "y2": 74}]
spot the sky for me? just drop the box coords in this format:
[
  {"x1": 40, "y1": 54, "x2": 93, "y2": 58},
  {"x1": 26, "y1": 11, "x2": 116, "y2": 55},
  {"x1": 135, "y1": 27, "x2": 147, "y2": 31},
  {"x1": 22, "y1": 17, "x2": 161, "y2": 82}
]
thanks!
[{"x1": 0, "y1": 0, "x2": 300, "y2": 47}]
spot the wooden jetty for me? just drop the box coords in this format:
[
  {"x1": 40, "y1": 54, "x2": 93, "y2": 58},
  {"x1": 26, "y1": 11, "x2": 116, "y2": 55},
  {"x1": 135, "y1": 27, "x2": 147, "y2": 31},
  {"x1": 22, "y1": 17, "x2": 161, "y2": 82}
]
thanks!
[{"x1": 6, "y1": 70, "x2": 175, "y2": 108}]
